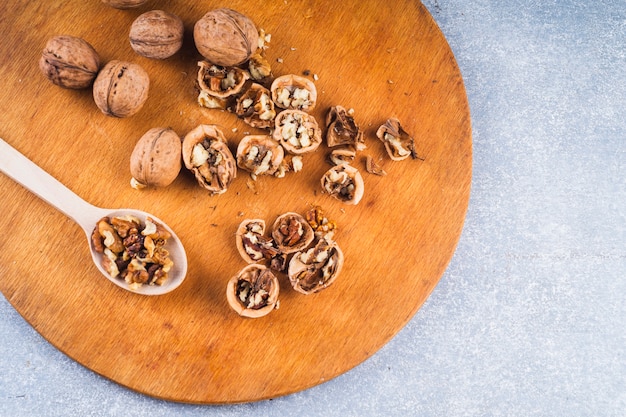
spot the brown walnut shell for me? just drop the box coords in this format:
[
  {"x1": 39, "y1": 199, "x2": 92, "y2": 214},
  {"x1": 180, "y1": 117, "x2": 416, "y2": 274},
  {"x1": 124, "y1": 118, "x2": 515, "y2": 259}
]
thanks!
[
  {"x1": 39, "y1": 35, "x2": 100, "y2": 89},
  {"x1": 271, "y1": 212, "x2": 314, "y2": 254},
  {"x1": 197, "y1": 61, "x2": 249, "y2": 99},
  {"x1": 235, "y1": 83, "x2": 276, "y2": 129},
  {"x1": 236, "y1": 135, "x2": 284, "y2": 177},
  {"x1": 320, "y1": 163, "x2": 364, "y2": 205},
  {"x1": 226, "y1": 264, "x2": 279, "y2": 318},
  {"x1": 130, "y1": 127, "x2": 182, "y2": 188},
  {"x1": 328, "y1": 146, "x2": 356, "y2": 166},
  {"x1": 101, "y1": 0, "x2": 148, "y2": 9},
  {"x1": 92, "y1": 60, "x2": 150, "y2": 118},
  {"x1": 273, "y1": 110, "x2": 322, "y2": 154},
  {"x1": 129, "y1": 10, "x2": 184, "y2": 59},
  {"x1": 325, "y1": 105, "x2": 365, "y2": 150},
  {"x1": 288, "y1": 235, "x2": 344, "y2": 295},
  {"x1": 270, "y1": 74, "x2": 317, "y2": 112},
  {"x1": 376, "y1": 118, "x2": 417, "y2": 161},
  {"x1": 248, "y1": 50, "x2": 272, "y2": 82},
  {"x1": 193, "y1": 8, "x2": 259, "y2": 67},
  {"x1": 181, "y1": 124, "x2": 237, "y2": 195},
  {"x1": 235, "y1": 219, "x2": 280, "y2": 264}
]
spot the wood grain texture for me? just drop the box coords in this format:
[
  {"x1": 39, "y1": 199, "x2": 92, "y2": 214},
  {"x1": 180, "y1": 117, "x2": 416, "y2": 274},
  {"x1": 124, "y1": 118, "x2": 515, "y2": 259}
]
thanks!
[{"x1": 0, "y1": 0, "x2": 471, "y2": 404}]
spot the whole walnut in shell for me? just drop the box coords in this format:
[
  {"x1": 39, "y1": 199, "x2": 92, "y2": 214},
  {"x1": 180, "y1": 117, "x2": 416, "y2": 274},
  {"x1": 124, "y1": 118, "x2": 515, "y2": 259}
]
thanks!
[
  {"x1": 101, "y1": 0, "x2": 149, "y2": 9},
  {"x1": 130, "y1": 127, "x2": 182, "y2": 189},
  {"x1": 92, "y1": 60, "x2": 149, "y2": 118},
  {"x1": 39, "y1": 35, "x2": 100, "y2": 89},
  {"x1": 193, "y1": 8, "x2": 259, "y2": 67},
  {"x1": 130, "y1": 10, "x2": 184, "y2": 59}
]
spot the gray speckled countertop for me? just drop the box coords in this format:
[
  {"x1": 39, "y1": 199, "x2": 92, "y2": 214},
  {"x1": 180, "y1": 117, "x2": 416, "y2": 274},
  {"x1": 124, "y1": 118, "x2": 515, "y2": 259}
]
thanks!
[{"x1": 2, "y1": 1, "x2": 625, "y2": 415}]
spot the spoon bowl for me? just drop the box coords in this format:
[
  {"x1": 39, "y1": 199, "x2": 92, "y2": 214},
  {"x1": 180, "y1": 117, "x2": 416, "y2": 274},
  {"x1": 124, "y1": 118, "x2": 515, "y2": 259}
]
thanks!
[
  {"x1": 86, "y1": 208, "x2": 188, "y2": 296},
  {"x1": 0, "y1": 137, "x2": 188, "y2": 295}
]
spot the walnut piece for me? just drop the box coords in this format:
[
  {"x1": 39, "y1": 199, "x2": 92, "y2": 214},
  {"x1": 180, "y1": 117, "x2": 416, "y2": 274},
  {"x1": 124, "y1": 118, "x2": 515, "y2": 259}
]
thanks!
[
  {"x1": 271, "y1": 212, "x2": 314, "y2": 254},
  {"x1": 193, "y1": 8, "x2": 259, "y2": 67},
  {"x1": 273, "y1": 110, "x2": 322, "y2": 154},
  {"x1": 129, "y1": 10, "x2": 184, "y2": 59},
  {"x1": 91, "y1": 216, "x2": 174, "y2": 289},
  {"x1": 271, "y1": 74, "x2": 317, "y2": 111},
  {"x1": 321, "y1": 163, "x2": 364, "y2": 205},
  {"x1": 39, "y1": 35, "x2": 101, "y2": 89},
  {"x1": 328, "y1": 146, "x2": 356, "y2": 166},
  {"x1": 226, "y1": 264, "x2": 280, "y2": 318},
  {"x1": 197, "y1": 61, "x2": 249, "y2": 100},
  {"x1": 325, "y1": 106, "x2": 365, "y2": 150},
  {"x1": 235, "y1": 219, "x2": 281, "y2": 264},
  {"x1": 288, "y1": 235, "x2": 344, "y2": 295},
  {"x1": 305, "y1": 205, "x2": 337, "y2": 238},
  {"x1": 376, "y1": 118, "x2": 418, "y2": 161},
  {"x1": 130, "y1": 127, "x2": 182, "y2": 188},
  {"x1": 235, "y1": 83, "x2": 276, "y2": 129},
  {"x1": 364, "y1": 155, "x2": 387, "y2": 176},
  {"x1": 236, "y1": 135, "x2": 284, "y2": 177},
  {"x1": 248, "y1": 50, "x2": 272, "y2": 82},
  {"x1": 92, "y1": 60, "x2": 150, "y2": 118},
  {"x1": 182, "y1": 124, "x2": 237, "y2": 195}
]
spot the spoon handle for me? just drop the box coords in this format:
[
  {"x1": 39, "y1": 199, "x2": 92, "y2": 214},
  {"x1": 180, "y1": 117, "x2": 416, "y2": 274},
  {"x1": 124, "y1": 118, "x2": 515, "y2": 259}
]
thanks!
[{"x1": 0, "y1": 137, "x2": 106, "y2": 232}]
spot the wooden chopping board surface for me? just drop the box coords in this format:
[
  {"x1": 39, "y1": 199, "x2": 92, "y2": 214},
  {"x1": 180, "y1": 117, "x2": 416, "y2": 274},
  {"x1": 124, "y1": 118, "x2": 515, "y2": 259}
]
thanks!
[{"x1": 0, "y1": 0, "x2": 471, "y2": 404}]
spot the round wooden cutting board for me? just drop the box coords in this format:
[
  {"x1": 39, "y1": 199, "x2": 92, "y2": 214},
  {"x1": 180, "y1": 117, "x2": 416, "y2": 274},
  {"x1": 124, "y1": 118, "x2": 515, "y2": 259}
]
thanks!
[{"x1": 0, "y1": 0, "x2": 471, "y2": 404}]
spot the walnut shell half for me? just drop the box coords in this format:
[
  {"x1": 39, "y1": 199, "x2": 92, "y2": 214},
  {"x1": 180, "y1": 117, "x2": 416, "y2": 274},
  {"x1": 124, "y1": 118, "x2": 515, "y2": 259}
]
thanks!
[
  {"x1": 197, "y1": 61, "x2": 249, "y2": 99},
  {"x1": 39, "y1": 35, "x2": 101, "y2": 89},
  {"x1": 270, "y1": 74, "x2": 317, "y2": 112},
  {"x1": 92, "y1": 60, "x2": 150, "y2": 118},
  {"x1": 288, "y1": 235, "x2": 344, "y2": 295},
  {"x1": 235, "y1": 219, "x2": 280, "y2": 264},
  {"x1": 325, "y1": 106, "x2": 365, "y2": 150},
  {"x1": 271, "y1": 212, "x2": 314, "y2": 254},
  {"x1": 273, "y1": 110, "x2": 322, "y2": 154},
  {"x1": 320, "y1": 164, "x2": 364, "y2": 205},
  {"x1": 193, "y1": 8, "x2": 259, "y2": 67},
  {"x1": 236, "y1": 135, "x2": 284, "y2": 177},
  {"x1": 182, "y1": 124, "x2": 237, "y2": 195},
  {"x1": 130, "y1": 127, "x2": 182, "y2": 188},
  {"x1": 376, "y1": 118, "x2": 417, "y2": 161},
  {"x1": 327, "y1": 146, "x2": 356, "y2": 166},
  {"x1": 235, "y1": 83, "x2": 276, "y2": 129},
  {"x1": 227, "y1": 264, "x2": 279, "y2": 318}
]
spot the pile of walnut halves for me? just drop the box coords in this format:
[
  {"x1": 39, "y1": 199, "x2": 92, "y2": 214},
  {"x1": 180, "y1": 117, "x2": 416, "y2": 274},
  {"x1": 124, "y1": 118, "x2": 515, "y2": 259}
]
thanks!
[
  {"x1": 227, "y1": 206, "x2": 343, "y2": 318},
  {"x1": 91, "y1": 215, "x2": 174, "y2": 290},
  {"x1": 196, "y1": 48, "x2": 322, "y2": 186},
  {"x1": 196, "y1": 51, "x2": 370, "y2": 204},
  {"x1": 194, "y1": 26, "x2": 421, "y2": 205}
]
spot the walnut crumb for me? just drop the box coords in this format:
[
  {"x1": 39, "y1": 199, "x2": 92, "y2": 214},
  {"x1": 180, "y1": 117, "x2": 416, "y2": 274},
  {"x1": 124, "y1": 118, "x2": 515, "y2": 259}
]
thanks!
[{"x1": 365, "y1": 155, "x2": 387, "y2": 176}]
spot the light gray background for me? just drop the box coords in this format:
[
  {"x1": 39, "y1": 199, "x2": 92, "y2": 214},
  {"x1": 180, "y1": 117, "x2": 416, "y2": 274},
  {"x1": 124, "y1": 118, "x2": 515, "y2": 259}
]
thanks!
[{"x1": 1, "y1": 1, "x2": 624, "y2": 415}]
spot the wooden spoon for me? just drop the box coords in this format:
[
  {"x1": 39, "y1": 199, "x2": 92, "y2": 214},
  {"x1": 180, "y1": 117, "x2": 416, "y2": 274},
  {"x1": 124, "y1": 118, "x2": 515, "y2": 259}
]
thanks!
[{"x1": 0, "y1": 137, "x2": 187, "y2": 295}]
